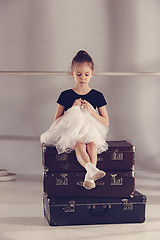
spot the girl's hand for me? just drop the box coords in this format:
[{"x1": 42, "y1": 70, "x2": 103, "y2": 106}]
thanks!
[
  {"x1": 73, "y1": 98, "x2": 82, "y2": 107},
  {"x1": 81, "y1": 100, "x2": 94, "y2": 114}
]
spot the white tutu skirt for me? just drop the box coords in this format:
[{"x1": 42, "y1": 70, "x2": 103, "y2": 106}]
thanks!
[{"x1": 40, "y1": 105, "x2": 108, "y2": 154}]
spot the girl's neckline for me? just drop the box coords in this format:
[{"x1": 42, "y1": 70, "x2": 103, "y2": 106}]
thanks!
[{"x1": 71, "y1": 88, "x2": 93, "y2": 96}]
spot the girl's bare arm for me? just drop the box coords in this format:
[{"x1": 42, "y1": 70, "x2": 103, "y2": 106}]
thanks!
[
  {"x1": 54, "y1": 104, "x2": 65, "y2": 122},
  {"x1": 91, "y1": 106, "x2": 109, "y2": 127},
  {"x1": 81, "y1": 100, "x2": 109, "y2": 127}
]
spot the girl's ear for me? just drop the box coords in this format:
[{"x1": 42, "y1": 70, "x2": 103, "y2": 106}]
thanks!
[
  {"x1": 71, "y1": 70, "x2": 74, "y2": 77},
  {"x1": 69, "y1": 70, "x2": 74, "y2": 78},
  {"x1": 91, "y1": 71, "x2": 94, "y2": 77}
]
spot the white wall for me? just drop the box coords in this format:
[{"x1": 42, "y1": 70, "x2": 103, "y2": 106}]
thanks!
[{"x1": 0, "y1": 0, "x2": 160, "y2": 174}]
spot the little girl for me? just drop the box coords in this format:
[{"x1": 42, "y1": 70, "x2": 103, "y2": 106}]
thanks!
[{"x1": 40, "y1": 50, "x2": 109, "y2": 190}]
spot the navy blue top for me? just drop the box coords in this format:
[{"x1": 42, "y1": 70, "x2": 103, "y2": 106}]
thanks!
[{"x1": 57, "y1": 89, "x2": 107, "y2": 111}]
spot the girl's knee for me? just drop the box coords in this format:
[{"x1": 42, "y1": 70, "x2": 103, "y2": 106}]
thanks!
[
  {"x1": 75, "y1": 141, "x2": 86, "y2": 149},
  {"x1": 87, "y1": 142, "x2": 96, "y2": 148}
]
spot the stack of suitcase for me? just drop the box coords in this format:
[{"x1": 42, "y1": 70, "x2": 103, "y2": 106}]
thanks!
[{"x1": 42, "y1": 140, "x2": 147, "y2": 226}]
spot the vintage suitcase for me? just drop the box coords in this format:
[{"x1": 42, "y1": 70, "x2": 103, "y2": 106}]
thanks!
[
  {"x1": 42, "y1": 140, "x2": 135, "y2": 172},
  {"x1": 43, "y1": 170, "x2": 135, "y2": 198},
  {"x1": 43, "y1": 190, "x2": 146, "y2": 226}
]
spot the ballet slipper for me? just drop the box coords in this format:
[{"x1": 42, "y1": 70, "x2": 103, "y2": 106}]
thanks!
[
  {"x1": 83, "y1": 172, "x2": 96, "y2": 190},
  {"x1": 91, "y1": 170, "x2": 106, "y2": 181},
  {"x1": 85, "y1": 162, "x2": 106, "y2": 181},
  {"x1": 83, "y1": 181, "x2": 96, "y2": 190}
]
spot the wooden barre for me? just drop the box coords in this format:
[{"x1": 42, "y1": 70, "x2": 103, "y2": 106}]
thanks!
[{"x1": 0, "y1": 71, "x2": 160, "y2": 76}]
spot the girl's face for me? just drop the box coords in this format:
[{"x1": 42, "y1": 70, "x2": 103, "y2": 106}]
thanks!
[{"x1": 72, "y1": 62, "x2": 93, "y2": 87}]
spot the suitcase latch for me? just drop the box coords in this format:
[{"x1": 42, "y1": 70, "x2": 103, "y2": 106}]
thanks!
[
  {"x1": 122, "y1": 199, "x2": 133, "y2": 210},
  {"x1": 111, "y1": 149, "x2": 123, "y2": 160},
  {"x1": 56, "y1": 173, "x2": 68, "y2": 185},
  {"x1": 110, "y1": 174, "x2": 123, "y2": 185},
  {"x1": 63, "y1": 201, "x2": 75, "y2": 213}
]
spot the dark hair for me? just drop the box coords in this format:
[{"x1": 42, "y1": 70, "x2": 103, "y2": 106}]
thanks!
[{"x1": 71, "y1": 50, "x2": 94, "y2": 72}]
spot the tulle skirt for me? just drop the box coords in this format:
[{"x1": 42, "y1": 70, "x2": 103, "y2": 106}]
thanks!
[{"x1": 40, "y1": 105, "x2": 108, "y2": 154}]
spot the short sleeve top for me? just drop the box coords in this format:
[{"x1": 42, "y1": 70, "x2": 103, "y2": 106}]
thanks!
[{"x1": 57, "y1": 89, "x2": 107, "y2": 111}]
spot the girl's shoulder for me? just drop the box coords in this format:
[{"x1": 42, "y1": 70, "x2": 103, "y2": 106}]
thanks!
[
  {"x1": 91, "y1": 89, "x2": 104, "y2": 96},
  {"x1": 60, "y1": 89, "x2": 73, "y2": 95}
]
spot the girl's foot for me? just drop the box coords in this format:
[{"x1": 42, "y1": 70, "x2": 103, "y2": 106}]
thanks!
[
  {"x1": 91, "y1": 170, "x2": 106, "y2": 181},
  {"x1": 83, "y1": 181, "x2": 95, "y2": 190},
  {"x1": 83, "y1": 172, "x2": 96, "y2": 190},
  {"x1": 85, "y1": 162, "x2": 106, "y2": 181}
]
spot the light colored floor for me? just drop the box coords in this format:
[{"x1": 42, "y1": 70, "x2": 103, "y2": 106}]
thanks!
[{"x1": 0, "y1": 169, "x2": 160, "y2": 240}]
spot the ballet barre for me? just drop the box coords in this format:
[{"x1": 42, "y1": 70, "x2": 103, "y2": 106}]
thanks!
[
  {"x1": 0, "y1": 134, "x2": 39, "y2": 141},
  {"x1": 0, "y1": 71, "x2": 160, "y2": 76}
]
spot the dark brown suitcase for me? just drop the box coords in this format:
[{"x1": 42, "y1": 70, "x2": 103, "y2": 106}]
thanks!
[
  {"x1": 42, "y1": 140, "x2": 135, "y2": 172},
  {"x1": 43, "y1": 170, "x2": 135, "y2": 198},
  {"x1": 43, "y1": 190, "x2": 146, "y2": 226}
]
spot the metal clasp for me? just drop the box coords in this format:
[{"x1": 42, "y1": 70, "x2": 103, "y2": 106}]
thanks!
[
  {"x1": 56, "y1": 173, "x2": 68, "y2": 185},
  {"x1": 110, "y1": 174, "x2": 123, "y2": 185},
  {"x1": 63, "y1": 201, "x2": 75, "y2": 213},
  {"x1": 122, "y1": 199, "x2": 133, "y2": 210},
  {"x1": 111, "y1": 149, "x2": 123, "y2": 160}
]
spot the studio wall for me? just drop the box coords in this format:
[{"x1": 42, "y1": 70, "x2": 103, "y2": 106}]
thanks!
[{"x1": 0, "y1": 0, "x2": 159, "y2": 174}]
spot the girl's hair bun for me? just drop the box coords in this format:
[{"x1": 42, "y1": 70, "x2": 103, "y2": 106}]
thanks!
[
  {"x1": 76, "y1": 50, "x2": 89, "y2": 56},
  {"x1": 71, "y1": 50, "x2": 94, "y2": 71}
]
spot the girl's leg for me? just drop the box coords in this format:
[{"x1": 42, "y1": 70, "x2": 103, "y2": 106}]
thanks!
[
  {"x1": 74, "y1": 141, "x2": 106, "y2": 190},
  {"x1": 74, "y1": 142, "x2": 95, "y2": 190},
  {"x1": 74, "y1": 142, "x2": 90, "y2": 168},
  {"x1": 86, "y1": 142, "x2": 106, "y2": 181},
  {"x1": 86, "y1": 142, "x2": 98, "y2": 167}
]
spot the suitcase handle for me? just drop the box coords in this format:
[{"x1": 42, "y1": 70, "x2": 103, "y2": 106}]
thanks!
[{"x1": 89, "y1": 205, "x2": 109, "y2": 216}]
